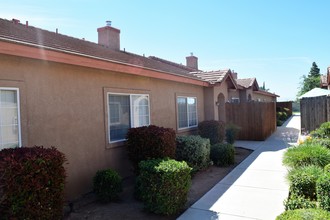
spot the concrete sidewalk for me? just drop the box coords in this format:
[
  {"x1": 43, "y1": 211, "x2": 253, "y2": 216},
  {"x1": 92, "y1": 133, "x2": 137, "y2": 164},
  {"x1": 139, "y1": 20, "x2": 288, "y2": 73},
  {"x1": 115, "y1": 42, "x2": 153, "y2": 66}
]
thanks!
[{"x1": 178, "y1": 115, "x2": 301, "y2": 220}]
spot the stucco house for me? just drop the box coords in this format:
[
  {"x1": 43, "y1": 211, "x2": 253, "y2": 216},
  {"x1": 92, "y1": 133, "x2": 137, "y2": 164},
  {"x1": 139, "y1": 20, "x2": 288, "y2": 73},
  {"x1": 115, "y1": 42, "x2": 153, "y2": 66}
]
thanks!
[{"x1": 0, "y1": 18, "x2": 248, "y2": 200}]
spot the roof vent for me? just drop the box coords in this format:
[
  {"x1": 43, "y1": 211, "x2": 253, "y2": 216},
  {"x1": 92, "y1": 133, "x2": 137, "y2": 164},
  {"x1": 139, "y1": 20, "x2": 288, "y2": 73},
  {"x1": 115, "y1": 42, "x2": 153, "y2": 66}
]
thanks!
[
  {"x1": 12, "y1": 19, "x2": 20, "y2": 24},
  {"x1": 106, "y1": 20, "x2": 112, "y2": 27}
]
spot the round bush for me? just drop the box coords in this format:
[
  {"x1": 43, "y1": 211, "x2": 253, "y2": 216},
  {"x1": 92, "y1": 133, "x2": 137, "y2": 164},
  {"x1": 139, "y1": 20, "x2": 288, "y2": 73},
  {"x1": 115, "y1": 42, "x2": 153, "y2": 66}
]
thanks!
[
  {"x1": 210, "y1": 143, "x2": 235, "y2": 166},
  {"x1": 310, "y1": 121, "x2": 330, "y2": 139},
  {"x1": 308, "y1": 138, "x2": 330, "y2": 149},
  {"x1": 287, "y1": 165, "x2": 323, "y2": 200},
  {"x1": 276, "y1": 208, "x2": 330, "y2": 220},
  {"x1": 176, "y1": 135, "x2": 211, "y2": 173},
  {"x1": 93, "y1": 169, "x2": 123, "y2": 202},
  {"x1": 283, "y1": 142, "x2": 330, "y2": 168},
  {"x1": 198, "y1": 120, "x2": 225, "y2": 145},
  {"x1": 317, "y1": 172, "x2": 330, "y2": 211},
  {"x1": 126, "y1": 125, "x2": 176, "y2": 172},
  {"x1": 324, "y1": 164, "x2": 330, "y2": 173}
]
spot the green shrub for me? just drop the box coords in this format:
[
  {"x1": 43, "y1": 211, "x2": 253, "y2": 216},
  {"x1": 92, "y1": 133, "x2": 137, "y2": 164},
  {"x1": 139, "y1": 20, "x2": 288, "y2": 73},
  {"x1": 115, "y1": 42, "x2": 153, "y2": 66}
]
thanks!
[
  {"x1": 225, "y1": 123, "x2": 240, "y2": 144},
  {"x1": 93, "y1": 169, "x2": 123, "y2": 202},
  {"x1": 316, "y1": 172, "x2": 330, "y2": 211},
  {"x1": 287, "y1": 165, "x2": 323, "y2": 200},
  {"x1": 310, "y1": 121, "x2": 330, "y2": 139},
  {"x1": 198, "y1": 120, "x2": 225, "y2": 145},
  {"x1": 283, "y1": 142, "x2": 330, "y2": 168},
  {"x1": 126, "y1": 125, "x2": 176, "y2": 172},
  {"x1": 284, "y1": 193, "x2": 317, "y2": 211},
  {"x1": 277, "y1": 119, "x2": 284, "y2": 126},
  {"x1": 210, "y1": 143, "x2": 235, "y2": 166},
  {"x1": 324, "y1": 164, "x2": 330, "y2": 173},
  {"x1": 176, "y1": 135, "x2": 211, "y2": 173},
  {"x1": 307, "y1": 138, "x2": 330, "y2": 149},
  {"x1": 276, "y1": 208, "x2": 330, "y2": 220},
  {"x1": 0, "y1": 146, "x2": 66, "y2": 220},
  {"x1": 136, "y1": 158, "x2": 192, "y2": 215}
]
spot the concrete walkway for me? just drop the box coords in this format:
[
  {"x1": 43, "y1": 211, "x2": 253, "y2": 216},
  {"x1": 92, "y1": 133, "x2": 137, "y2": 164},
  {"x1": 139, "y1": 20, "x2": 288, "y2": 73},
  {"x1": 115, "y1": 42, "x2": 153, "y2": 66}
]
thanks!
[{"x1": 178, "y1": 114, "x2": 301, "y2": 220}]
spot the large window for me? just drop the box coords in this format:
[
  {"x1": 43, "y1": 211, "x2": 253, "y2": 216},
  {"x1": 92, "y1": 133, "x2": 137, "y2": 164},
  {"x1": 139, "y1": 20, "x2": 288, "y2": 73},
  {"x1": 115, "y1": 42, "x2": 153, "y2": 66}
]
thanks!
[
  {"x1": 108, "y1": 93, "x2": 150, "y2": 143},
  {"x1": 0, "y1": 88, "x2": 21, "y2": 150},
  {"x1": 177, "y1": 96, "x2": 197, "y2": 129}
]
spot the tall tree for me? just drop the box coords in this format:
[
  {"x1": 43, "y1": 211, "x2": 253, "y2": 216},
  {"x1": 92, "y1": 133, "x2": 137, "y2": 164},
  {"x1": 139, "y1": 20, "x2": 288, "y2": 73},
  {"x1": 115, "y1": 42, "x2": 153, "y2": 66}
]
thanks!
[{"x1": 297, "y1": 62, "x2": 321, "y2": 97}]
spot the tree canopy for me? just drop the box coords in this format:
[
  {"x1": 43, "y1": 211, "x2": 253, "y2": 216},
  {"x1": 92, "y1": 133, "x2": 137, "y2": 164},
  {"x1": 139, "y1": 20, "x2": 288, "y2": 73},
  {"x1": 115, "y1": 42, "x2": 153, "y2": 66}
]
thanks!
[{"x1": 297, "y1": 62, "x2": 321, "y2": 97}]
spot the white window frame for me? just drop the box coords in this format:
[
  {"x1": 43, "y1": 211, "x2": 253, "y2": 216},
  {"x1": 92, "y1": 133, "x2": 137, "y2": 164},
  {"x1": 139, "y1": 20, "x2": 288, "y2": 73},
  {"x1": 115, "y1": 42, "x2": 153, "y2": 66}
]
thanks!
[
  {"x1": 107, "y1": 92, "x2": 150, "y2": 143},
  {"x1": 0, "y1": 87, "x2": 22, "y2": 149},
  {"x1": 177, "y1": 96, "x2": 198, "y2": 130}
]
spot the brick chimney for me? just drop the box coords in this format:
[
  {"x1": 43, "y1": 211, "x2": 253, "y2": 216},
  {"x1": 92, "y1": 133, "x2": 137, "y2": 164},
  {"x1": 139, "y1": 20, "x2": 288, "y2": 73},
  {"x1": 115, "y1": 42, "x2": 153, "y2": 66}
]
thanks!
[
  {"x1": 97, "y1": 21, "x2": 120, "y2": 51},
  {"x1": 231, "y1": 71, "x2": 237, "y2": 79},
  {"x1": 186, "y1": 53, "x2": 198, "y2": 70}
]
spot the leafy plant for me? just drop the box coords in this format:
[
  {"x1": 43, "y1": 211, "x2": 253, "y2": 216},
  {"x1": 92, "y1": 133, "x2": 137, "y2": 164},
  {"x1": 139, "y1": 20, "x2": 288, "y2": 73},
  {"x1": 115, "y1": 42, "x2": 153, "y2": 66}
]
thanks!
[
  {"x1": 210, "y1": 143, "x2": 235, "y2": 166},
  {"x1": 283, "y1": 142, "x2": 330, "y2": 168},
  {"x1": 276, "y1": 208, "x2": 330, "y2": 220},
  {"x1": 225, "y1": 123, "x2": 240, "y2": 144},
  {"x1": 0, "y1": 146, "x2": 66, "y2": 220},
  {"x1": 287, "y1": 165, "x2": 323, "y2": 200},
  {"x1": 310, "y1": 121, "x2": 330, "y2": 139},
  {"x1": 198, "y1": 120, "x2": 225, "y2": 145},
  {"x1": 126, "y1": 125, "x2": 176, "y2": 172},
  {"x1": 93, "y1": 169, "x2": 123, "y2": 202},
  {"x1": 136, "y1": 158, "x2": 192, "y2": 215},
  {"x1": 316, "y1": 172, "x2": 330, "y2": 211},
  {"x1": 307, "y1": 138, "x2": 330, "y2": 149},
  {"x1": 176, "y1": 135, "x2": 212, "y2": 173},
  {"x1": 284, "y1": 193, "x2": 316, "y2": 211}
]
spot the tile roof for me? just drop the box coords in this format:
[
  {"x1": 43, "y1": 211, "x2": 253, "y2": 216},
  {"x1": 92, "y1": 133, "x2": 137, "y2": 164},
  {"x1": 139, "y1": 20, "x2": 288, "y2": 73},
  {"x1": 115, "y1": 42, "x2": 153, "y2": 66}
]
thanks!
[
  {"x1": 189, "y1": 69, "x2": 231, "y2": 84},
  {"x1": 236, "y1": 78, "x2": 257, "y2": 89},
  {"x1": 0, "y1": 18, "x2": 201, "y2": 81}
]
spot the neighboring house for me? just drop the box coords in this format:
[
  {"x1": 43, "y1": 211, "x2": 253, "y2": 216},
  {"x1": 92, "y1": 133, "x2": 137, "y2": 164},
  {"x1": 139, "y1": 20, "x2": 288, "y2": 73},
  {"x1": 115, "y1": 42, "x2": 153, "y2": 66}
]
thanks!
[
  {"x1": 229, "y1": 74, "x2": 278, "y2": 103},
  {"x1": 320, "y1": 67, "x2": 330, "y2": 89},
  {"x1": 0, "y1": 18, "x2": 244, "y2": 200}
]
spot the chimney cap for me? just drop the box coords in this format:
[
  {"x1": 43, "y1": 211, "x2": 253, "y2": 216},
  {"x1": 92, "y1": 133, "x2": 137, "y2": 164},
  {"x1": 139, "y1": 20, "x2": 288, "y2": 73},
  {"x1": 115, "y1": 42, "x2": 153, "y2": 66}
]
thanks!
[{"x1": 106, "y1": 20, "x2": 112, "y2": 26}]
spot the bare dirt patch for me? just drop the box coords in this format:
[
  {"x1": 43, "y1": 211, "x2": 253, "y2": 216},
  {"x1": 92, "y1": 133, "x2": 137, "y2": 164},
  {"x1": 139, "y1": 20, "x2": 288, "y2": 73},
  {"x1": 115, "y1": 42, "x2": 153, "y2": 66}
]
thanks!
[{"x1": 65, "y1": 147, "x2": 252, "y2": 220}]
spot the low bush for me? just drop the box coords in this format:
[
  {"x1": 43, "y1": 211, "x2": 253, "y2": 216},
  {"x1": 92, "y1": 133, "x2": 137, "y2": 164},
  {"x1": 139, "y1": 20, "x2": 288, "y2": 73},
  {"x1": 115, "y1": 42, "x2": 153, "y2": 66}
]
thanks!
[
  {"x1": 324, "y1": 164, "x2": 330, "y2": 173},
  {"x1": 284, "y1": 193, "x2": 317, "y2": 211},
  {"x1": 210, "y1": 143, "x2": 235, "y2": 166},
  {"x1": 225, "y1": 123, "x2": 240, "y2": 144},
  {"x1": 287, "y1": 165, "x2": 323, "y2": 200},
  {"x1": 93, "y1": 169, "x2": 123, "y2": 202},
  {"x1": 176, "y1": 135, "x2": 211, "y2": 173},
  {"x1": 283, "y1": 142, "x2": 330, "y2": 168},
  {"x1": 307, "y1": 138, "x2": 330, "y2": 149},
  {"x1": 310, "y1": 121, "x2": 330, "y2": 139},
  {"x1": 198, "y1": 120, "x2": 225, "y2": 145},
  {"x1": 276, "y1": 208, "x2": 330, "y2": 220},
  {"x1": 136, "y1": 158, "x2": 192, "y2": 215},
  {"x1": 316, "y1": 172, "x2": 330, "y2": 211},
  {"x1": 0, "y1": 146, "x2": 66, "y2": 220},
  {"x1": 126, "y1": 125, "x2": 176, "y2": 172}
]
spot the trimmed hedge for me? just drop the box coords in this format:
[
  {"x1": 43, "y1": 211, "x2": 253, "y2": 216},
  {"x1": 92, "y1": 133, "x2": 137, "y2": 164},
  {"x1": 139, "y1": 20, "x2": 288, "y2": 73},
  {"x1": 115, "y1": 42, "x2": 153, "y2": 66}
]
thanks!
[
  {"x1": 176, "y1": 135, "x2": 211, "y2": 173},
  {"x1": 126, "y1": 125, "x2": 176, "y2": 172},
  {"x1": 317, "y1": 172, "x2": 330, "y2": 211},
  {"x1": 198, "y1": 120, "x2": 225, "y2": 145},
  {"x1": 283, "y1": 143, "x2": 330, "y2": 168},
  {"x1": 93, "y1": 169, "x2": 123, "y2": 202},
  {"x1": 284, "y1": 193, "x2": 317, "y2": 211},
  {"x1": 136, "y1": 158, "x2": 192, "y2": 215},
  {"x1": 287, "y1": 165, "x2": 323, "y2": 200},
  {"x1": 276, "y1": 208, "x2": 330, "y2": 220},
  {"x1": 0, "y1": 146, "x2": 66, "y2": 220},
  {"x1": 210, "y1": 143, "x2": 235, "y2": 166}
]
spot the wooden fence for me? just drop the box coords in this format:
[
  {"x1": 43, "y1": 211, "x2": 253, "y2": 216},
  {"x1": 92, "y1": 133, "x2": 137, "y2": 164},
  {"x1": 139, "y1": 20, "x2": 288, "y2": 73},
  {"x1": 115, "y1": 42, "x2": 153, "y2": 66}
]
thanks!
[
  {"x1": 226, "y1": 102, "x2": 276, "y2": 141},
  {"x1": 300, "y1": 96, "x2": 330, "y2": 133}
]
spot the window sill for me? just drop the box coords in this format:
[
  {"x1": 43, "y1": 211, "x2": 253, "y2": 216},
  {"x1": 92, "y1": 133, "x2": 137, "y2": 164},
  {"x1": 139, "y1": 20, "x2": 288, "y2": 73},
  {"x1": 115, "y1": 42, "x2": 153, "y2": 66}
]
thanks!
[{"x1": 106, "y1": 140, "x2": 126, "y2": 149}]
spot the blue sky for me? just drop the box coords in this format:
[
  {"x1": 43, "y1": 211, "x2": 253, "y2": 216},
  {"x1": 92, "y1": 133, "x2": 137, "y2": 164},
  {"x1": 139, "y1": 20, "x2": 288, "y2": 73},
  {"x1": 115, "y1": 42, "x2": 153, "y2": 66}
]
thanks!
[{"x1": 1, "y1": 0, "x2": 329, "y2": 101}]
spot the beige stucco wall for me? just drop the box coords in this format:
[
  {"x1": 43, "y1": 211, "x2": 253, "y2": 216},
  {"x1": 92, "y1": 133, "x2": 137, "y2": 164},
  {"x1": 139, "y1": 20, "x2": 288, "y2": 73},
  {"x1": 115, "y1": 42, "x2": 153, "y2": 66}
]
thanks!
[
  {"x1": 253, "y1": 92, "x2": 276, "y2": 102},
  {"x1": 0, "y1": 54, "x2": 205, "y2": 200}
]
